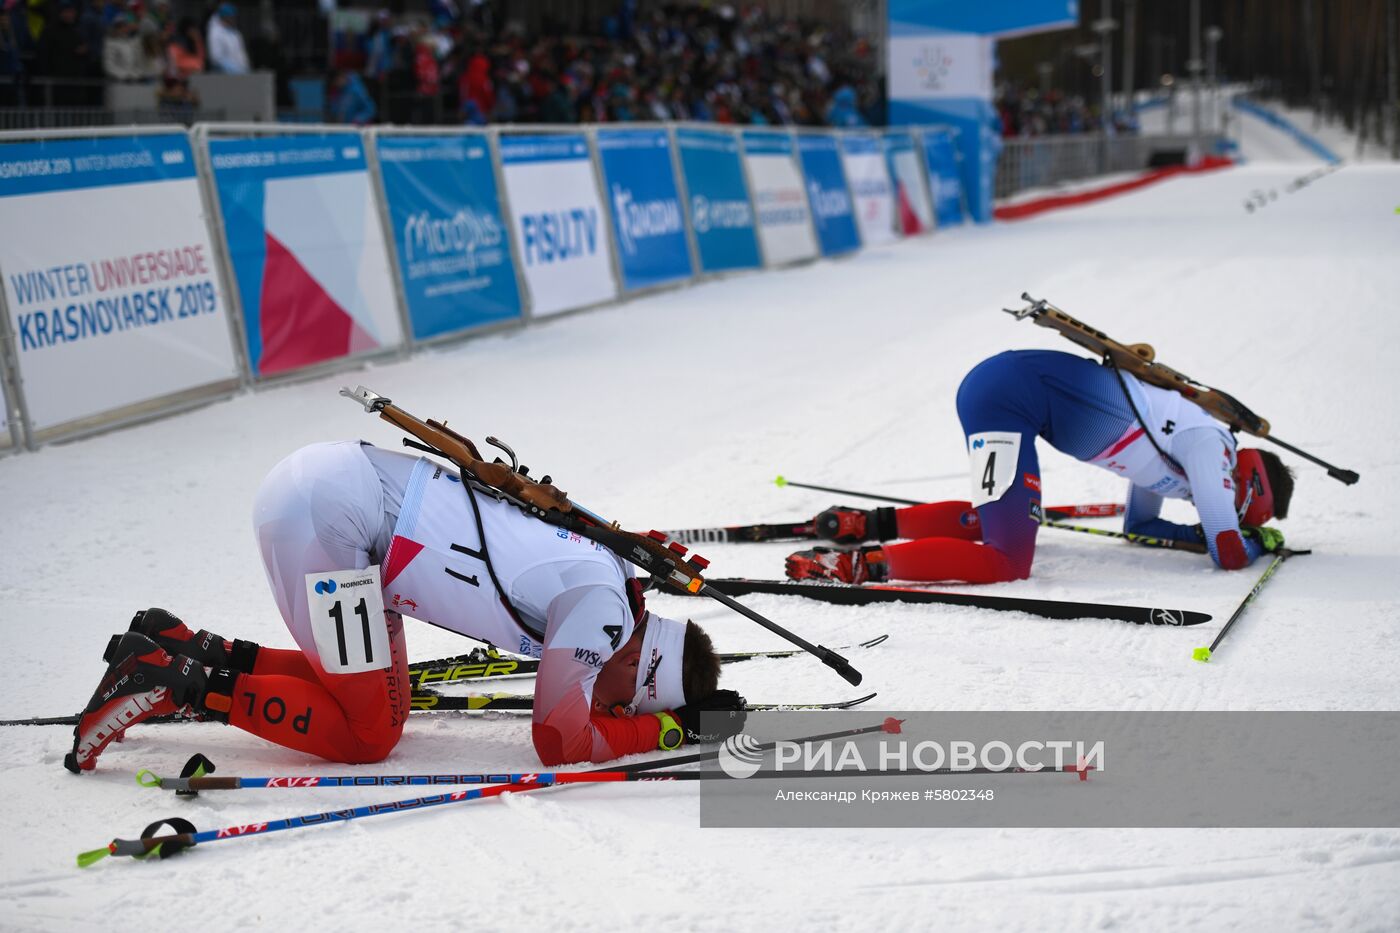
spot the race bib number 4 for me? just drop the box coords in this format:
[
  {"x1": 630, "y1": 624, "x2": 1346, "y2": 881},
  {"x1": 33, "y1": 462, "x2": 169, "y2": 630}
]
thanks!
[
  {"x1": 305, "y1": 567, "x2": 392, "y2": 674},
  {"x1": 967, "y1": 432, "x2": 1022, "y2": 508}
]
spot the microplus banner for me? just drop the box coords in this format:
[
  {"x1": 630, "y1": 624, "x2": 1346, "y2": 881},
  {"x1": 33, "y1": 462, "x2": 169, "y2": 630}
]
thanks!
[
  {"x1": 375, "y1": 134, "x2": 521, "y2": 341},
  {"x1": 595, "y1": 129, "x2": 693, "y2": 291},
  {"x1": 841, "y1": 133, "x2": 897, "y2": 246},
  {"x1": 920, "y1": 128, "x2": 965, "y2": 227},
  {"x1": 796, "y1": 134, "x2": 860, "y2": 257},
  {"x1": 498, "y1": 133, "x2": 616, "y2": 318},
  {"x1": 674, "y1": 128, "x2": 761, "y2": 275},
  {"x1": 207, "y1": 133, "x2": 403, "y2": 378},
  {"x1": 0, "y1": 133, "x2": 239, "y2": 434},
  {"x1": 741, "y1": 130, "x2": 818, "y2": 267},
  {"x1": 885, "y1": 130, "x2": 935, "y2": 234}
]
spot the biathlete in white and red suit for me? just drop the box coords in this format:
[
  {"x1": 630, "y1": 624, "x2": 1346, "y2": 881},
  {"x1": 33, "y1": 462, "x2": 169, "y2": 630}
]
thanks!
[
  {"x1": 786, "y1": 350, "x2": 1295, "y2": 585},
  {"x1": 67, "y1": 441, "x2": 745, "y2": 774}
]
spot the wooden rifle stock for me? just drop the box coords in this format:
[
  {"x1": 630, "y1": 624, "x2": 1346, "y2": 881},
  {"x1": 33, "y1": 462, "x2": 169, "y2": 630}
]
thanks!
[{"x1": 1005, "y1": 294, "x2": 1270, "y2": 436}]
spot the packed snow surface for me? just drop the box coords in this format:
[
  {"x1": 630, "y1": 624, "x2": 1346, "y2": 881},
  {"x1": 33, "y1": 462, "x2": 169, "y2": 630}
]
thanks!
[{"x1": 2, "y1": 141, "x2": 1398, "y2": 930}]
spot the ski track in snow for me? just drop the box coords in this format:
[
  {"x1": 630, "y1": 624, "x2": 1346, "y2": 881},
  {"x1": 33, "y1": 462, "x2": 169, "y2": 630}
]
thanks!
[{"x1": 2, "y1": 144, "x2": 1399, "y2": 931}]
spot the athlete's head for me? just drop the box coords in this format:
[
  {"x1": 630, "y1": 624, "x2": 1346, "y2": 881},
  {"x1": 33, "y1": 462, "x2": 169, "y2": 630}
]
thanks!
[
  {"x1": 593, "y1": 614, "x2": 720, "y2": 714},
  {"x1": 1234, "y1": 448, "x2": 1294, "y2": 525}
]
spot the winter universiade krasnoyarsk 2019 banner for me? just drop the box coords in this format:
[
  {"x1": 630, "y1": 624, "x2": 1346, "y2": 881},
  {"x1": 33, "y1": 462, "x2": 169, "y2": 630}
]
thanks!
[
  {"x1": 206, "y1": 133, "x2": 402, "y2": 378},
  {"x1": 0, "y1": 133, "x2": 239, "y2": 434},
  {"x1": 674, "y1": 128, "x2": 761, "y2": 275},
  {"x1": 595, "y1": 128, "x2": 693, "y2": 292},
  {"x1": 841, "y1": 133, "x2": 898, "y2": 246},
  {"x1": 374, "y1": 134, "x2": 522, "y2": 342},
  {"x1": 498, "y1": 133, "x2": 616, "y2": 317},
  {"x1": 796, "y1": 133, "x2": 860, "y2": 257},
  {"x1": 741, "y1": 130, "x2": 818, "y2": 267},
  {"x1": 884, "y1": 130, "x2": 935, "y2": 235}
]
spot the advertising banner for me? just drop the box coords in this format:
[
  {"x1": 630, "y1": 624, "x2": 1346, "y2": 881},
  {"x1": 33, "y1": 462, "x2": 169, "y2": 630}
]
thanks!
[
  {"x1": 0, "y1": 359, "x2": 12, "y2": 449},
  {"x1": 796, "y1": 133, "x2": 860, "y2": 257},
  {"x1": 595, "y1": 129, "x2": 693, "y2": 292},
  {"x1": 207, "y1": 133, "x2": 402, "y2": 378},
  {"x1": 674, "y1": 128, "x2": 761, "y2": 275},
  {"x1": 0, "y1": 133, "x2": 239, "y2": 434},
  {"x1": 375, "y1": 134, "x2": 521, "y2": 342},
  {"x1": 840, "y1": 133, "x2": 897, "y2": 246},
  {"x1": 885, "y1": 130, "x2": 935, "y2": 234},
  {"x1": 498, "y1": 133, "x2": 616, "y2": 318},
  {"x1": 920, "y1": 128, "x2": 966, "y2": 226},
  {"x1": 741, "y1": 130, "x2": 818, "y2": 267}
]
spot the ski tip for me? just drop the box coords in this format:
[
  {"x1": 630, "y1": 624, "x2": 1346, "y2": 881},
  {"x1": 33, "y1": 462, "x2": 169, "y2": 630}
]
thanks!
[
  {"x1": 76, "y1": 845, "x2": 112, "y2": 868},
  {"x1": 773, "y1": 475, "x2": 787, "y2": 488},
  {"x1": 1192, "y1": 647, "x2": 1212, "y2": 663},
  {"x1": 882, "y1": 717, "x2": 904, "y2": 735}
]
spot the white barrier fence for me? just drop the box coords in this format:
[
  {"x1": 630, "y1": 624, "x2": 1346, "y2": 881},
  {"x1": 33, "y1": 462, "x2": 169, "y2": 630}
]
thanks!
[{"x1": 0, "y1": 122, "x2": 964, "y2": 452}]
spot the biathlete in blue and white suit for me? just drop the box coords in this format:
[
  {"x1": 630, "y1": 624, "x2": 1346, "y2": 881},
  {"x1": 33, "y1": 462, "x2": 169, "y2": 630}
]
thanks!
[{"x1": 786, "y1": 350, "x2": 1295, "y2": 585}]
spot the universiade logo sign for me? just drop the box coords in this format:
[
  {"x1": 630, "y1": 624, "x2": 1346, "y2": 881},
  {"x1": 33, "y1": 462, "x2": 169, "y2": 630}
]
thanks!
[
  {"x1": 610, "y1": 184, "x2": 683, "y2": 256},
  {"x1": 403, "y1": 208, "x2": 503, "y2": 276},
  {"x1": 691, "y1": 195, "x2": 753, "y2": 234},
  {"x1": 913, "y1": 45, "x2": 954, "y2": 92},
  {"x1": 716, "y1": 734, "x2": 1103, "y2": 779}
]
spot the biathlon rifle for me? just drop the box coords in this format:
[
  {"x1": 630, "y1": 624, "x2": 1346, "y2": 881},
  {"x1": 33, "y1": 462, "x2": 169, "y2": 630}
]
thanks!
[
  {"x1": 1004, "y1": 293, "x2": 1359, "y2": 485},
  {"x1": 338, "y1": 386, "x2": 862, "y2": 686}
]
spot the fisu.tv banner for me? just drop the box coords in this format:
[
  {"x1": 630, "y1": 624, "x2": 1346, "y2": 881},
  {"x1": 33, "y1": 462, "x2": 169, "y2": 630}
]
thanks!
[
  {"x1": 207, "y1": 133, "x2": 402, "y2": 378},
  {"x1": 920, "y1": 128, "x2": 965, "y2": 227},
  {"x1": 595, "y1": 129, "x2": 693, "y2": 292},
  {"x1": 741, "y1": 130, "x2": 818, "y2": 267},
  {"x1": 374, "y1": 134, "x2": 521, "y2": 342},
  {"x1": 0, "y1": 133, "x2": 239, "y2": 435},
  {"x1": 674, "y1": 128, "x2": 761, "y2": 275},
  {"x1": 796, "y1": 133, "x2": 859, "y2": 257},
  {"x1": 498, "y1": 133, "x2": 615, "y2": 317},
  {"x1": 885, "y1": 130, "x2": 935, "y2": 234},
  {"x1": 840, "y1": 133, "x2": 897, "y2": 246}
]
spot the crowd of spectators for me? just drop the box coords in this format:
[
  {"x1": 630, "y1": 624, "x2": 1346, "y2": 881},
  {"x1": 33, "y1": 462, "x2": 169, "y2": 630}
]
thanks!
[
  {"x1": 0, "y1": 0, "x2": 278, "y2": 109},
  {"x1": 329, "y1": 3, "x2": 882, "y2": 129},
  {"x1": 2, "y1": 0, "x2": 883, "y2": 129}
]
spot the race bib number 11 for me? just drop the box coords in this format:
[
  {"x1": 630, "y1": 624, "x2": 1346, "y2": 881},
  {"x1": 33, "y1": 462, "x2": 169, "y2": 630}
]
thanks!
[
  {"x1": 967, "y1": 432, "x2": 1022, "y2": 508},
  {"x1": 305, "y1": 566, "x2": 391, "y2": 674}
]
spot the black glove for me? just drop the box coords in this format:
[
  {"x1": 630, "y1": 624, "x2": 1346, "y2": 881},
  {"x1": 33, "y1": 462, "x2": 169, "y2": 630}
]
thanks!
[{"x1": 674, "y1": 689, "x2": 748, "y2": 745}]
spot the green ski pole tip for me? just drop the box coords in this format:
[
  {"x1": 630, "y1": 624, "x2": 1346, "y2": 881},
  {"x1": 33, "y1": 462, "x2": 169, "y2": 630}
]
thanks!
[
  {"x1": 1192, "y1": 647, "x2": 1212, "y2": 662},
  {"x1": 76, "y1": 846, "x2": 111, "y2": 868},
  {"x1": 773, "y1": 475, "x2": 788, "y2": 487}
]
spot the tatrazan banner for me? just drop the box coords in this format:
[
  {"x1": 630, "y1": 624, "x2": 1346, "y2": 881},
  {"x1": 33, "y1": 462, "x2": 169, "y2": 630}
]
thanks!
[
  {"x1": 841, "y1": 133, "x2": 897, "y2": 246},
  {"x1": 375, "y1": 134, "x2": 521, "y2": 341},
  {"x1": 595, "y1": 128, "x2": 693, "y2": 291},
  {"x1": 674, "y1": 128, "x2": 761, "y2": 275},
  {"x1": 741, "y1": 130, "x2": 817, "y2": 267},
  {"x1": 0, "y1": 133, "x2": 239, "y2": 434},
  {"x1": 920, "y1": 128, "x2": 965, "y2": 227},
  {"x1": 207, "y1": 133, "x2": 402, "y2": 378},
  {"x1": 498, "y1": 133, "x2": 616, "y2": 317},
  {"x1": 885, "y1": 130, "x2": 935, "y2": 234},
  {"x1": 796, "y1": 133, "x2": 860, "y2": 257}
]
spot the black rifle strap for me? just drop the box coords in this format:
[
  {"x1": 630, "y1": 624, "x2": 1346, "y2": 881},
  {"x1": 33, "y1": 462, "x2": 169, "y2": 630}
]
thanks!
[{"x1": 1105, "y1": 358, "x2": 1187, "y2": 477}]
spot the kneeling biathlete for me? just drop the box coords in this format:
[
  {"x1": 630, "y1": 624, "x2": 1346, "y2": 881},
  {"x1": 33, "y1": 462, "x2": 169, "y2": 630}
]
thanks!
[
  {"x1": 68, "y1": 441, "x2": 744, "y2": 774},
  {"x1": 787, "y1": 350, "x2": 1294, "y2": 585}
]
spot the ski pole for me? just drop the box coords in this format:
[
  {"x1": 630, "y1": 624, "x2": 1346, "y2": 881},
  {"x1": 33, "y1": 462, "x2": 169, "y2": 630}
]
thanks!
[
  {"x1": 1039, "y1": 518, "x2": 1208, "y2": 553},
  {"x1": 776, "y1": 476, "x2": 1125, "y2": 520},
  {"x1": 80, "y1": 719, "x2": 904, "y2": 865},
  {"x1": 1260, "y1": 436, "x2": 1359, "y2": 486},
  {"x1": 141, "y1": 762, "x2": 1089, "y2": 793},
  {"x1": 1193, "y1": 548, "x2": 1310, "y2": 662},
  {"x1": 773, "y1": 475, "x2": 920, "y2": 505}
]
